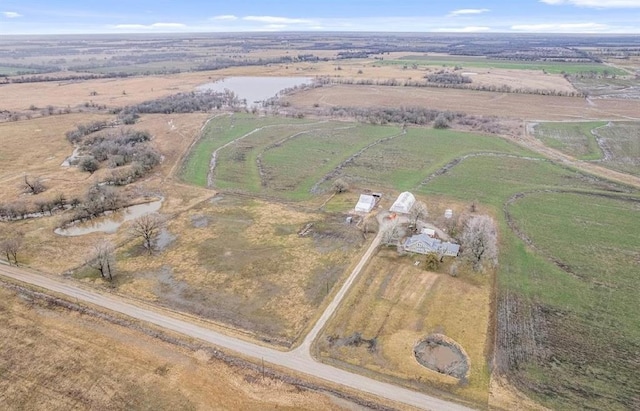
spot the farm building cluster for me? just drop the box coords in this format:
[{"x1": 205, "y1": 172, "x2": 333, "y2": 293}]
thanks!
[{"x1": 353, "y1": 191, "x2": 460, "y2": 257}]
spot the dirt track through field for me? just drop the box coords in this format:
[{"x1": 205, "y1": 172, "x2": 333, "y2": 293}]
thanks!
[{"x1": 519, "y1": 122, "x2": 640, "y2": 189}]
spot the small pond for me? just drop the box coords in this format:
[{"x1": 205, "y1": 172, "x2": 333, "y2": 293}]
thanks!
[
  {"x1": 54, "y1": 199, "x2": 163, "y2": 236},
  {"x1": 196, "y1": 76, "x2": 313, "y2": 107},
  {"x1": 414, "y1": 334, "x2": 469, "y2": 379}
]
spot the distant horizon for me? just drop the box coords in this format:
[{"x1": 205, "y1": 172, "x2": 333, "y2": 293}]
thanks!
[{"x1": 2, "y1": 0, "x2": 640, "y2": 35}]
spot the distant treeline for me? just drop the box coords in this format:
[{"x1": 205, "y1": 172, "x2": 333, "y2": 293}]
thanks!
[{"x1": 315, "y1": 76, "x2": 584, "y2": 97}]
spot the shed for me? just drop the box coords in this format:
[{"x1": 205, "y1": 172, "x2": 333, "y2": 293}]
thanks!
[
  {"x1": 390, "y1": 192, "x2": 416, "y2": 214},
  {"x1": 355, "y1": 194, "x2": 376, "y2": 213}
]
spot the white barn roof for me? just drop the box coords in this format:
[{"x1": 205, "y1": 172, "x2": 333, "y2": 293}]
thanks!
[
  {"x1": 390, "y1": 192, "x2": 416, "y2": 214},
  {"x1": 355, "y1": 194, "x2": 376, "y2": 213}
]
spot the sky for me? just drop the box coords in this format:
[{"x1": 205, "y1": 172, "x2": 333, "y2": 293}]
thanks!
[{"x1": 1, "y1": 0, "x2": 640, "y2": 35}]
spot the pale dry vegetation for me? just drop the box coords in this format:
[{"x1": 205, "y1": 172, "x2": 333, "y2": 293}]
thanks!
[
  {"x1": 317, "y1": 245, "x2": 493, "y2": 407},
  {"x1": 0, "y1": 285, "x2": 357, "y2": 411},
  {"x1": 111, "y1": 195, "x2": 364, "y2": 346}
]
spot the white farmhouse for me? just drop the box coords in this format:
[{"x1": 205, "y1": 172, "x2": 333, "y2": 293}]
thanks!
[{"x1": 390, "y1": 191, "x2": 416, "y2": 214}]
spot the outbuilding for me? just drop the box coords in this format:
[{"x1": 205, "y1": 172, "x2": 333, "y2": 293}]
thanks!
[
  {"x1": 355, "y1": 194, "x2": 377, "y2": 213},
  {"x1": 390, "y1": 191, "x2": 416, "y2": 214}
]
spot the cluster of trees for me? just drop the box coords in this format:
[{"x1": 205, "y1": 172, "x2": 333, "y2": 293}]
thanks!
[
  {"x1": 76, "y1": 129, "x2": 161, "y2": 183},
  {"x1": 0, "y1": 192, "x2": 71, "y2": 221},
  {"x1": 66, "y1": 120, "x2": 112, "y2": 144},
  {"x1": 0, "y1": 228, "x2": 24, "y2": 266},
  {"x1": 425, "y1": 72, "x2": 473, "y2": 85},
  {"x1": 59, "y1": 185, "x2": 124, "y2": 227},
  {"x1": 325, "y1": 106, "x2": 462, "y2": 126},
  {"x1": 118, "y1": 90, "x2": 240, "y2": 116}
]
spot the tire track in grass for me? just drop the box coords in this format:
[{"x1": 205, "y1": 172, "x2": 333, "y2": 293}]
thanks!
[{"x1": 206, "y1": 121, "x2": 327, "y2": 188}]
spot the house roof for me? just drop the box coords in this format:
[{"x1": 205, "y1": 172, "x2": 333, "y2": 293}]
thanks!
[{"x1": 404, "y1": 233, "x2": 460, "y2": 256}]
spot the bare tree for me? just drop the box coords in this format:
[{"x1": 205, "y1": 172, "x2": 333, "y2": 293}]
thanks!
[
  {"x1": 461, "y1": 215, "x2": 498, "y2": 272},
  {"x1": 333, "y1": 178, "x2": 349, "y2": 194},
  {"x1": 362, "y1": 215, "x2": 379, "y2": 235},
  {"x1": 409, "y1": 201, "x2": 428, "y2": 229},
  {"x1": 22, "y1": 175, "x2": 46, "y2": 195},
  {"x1": 380, "y1": 220, "x2": 401, "y2": 246},
  {"x1": 130, "y1": 213, "x2": 162, "y2": 254},
  {"x1": 0, "y1": 229, "x2": 24, "y2": 266},
  {"x1": 91, "y1": 240, "x2": 115, "y2": 281}
]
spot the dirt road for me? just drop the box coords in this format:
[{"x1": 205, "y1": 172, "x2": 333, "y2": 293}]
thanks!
[{"x1": 0, "y1": 234, "x2": 473, "y2": 411}]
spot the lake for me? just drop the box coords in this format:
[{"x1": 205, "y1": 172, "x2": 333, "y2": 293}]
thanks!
[{"x1": 196, "y1": 76, "x2": 313, "y2": 107}]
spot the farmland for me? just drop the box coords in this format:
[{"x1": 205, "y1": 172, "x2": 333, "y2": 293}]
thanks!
[
  {"x1": 533, "y1": 121, "x2": 640, "y2": 176},
  {"x1": 2, "y1": 32, "x2": 640, "y2": 411},
  {"x1": 385, "y1": 55, "x2": 627, "y2": 75}
]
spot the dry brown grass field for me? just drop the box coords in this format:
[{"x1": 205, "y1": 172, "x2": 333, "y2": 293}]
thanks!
[
  {"x1": 284, "y1": 84, "x2": 640, "y2": 121},
  {"x1": 316, "y1": 244, "x2": 492, "y2": 406},
  {"x1": 105, "y1": 194, "x2": 364, "y2": 346},
  {"x1": 0, "y1": 112, "x2": 213, "y2": 273},
  {"x1": 0, "y1": 286, "x2": 359, "y2": 411}
]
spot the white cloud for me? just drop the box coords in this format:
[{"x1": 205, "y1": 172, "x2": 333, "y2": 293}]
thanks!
[
  {"x1": 511, "y1": 22, "x2": 609, "y2": 32},
  {"x1": 448, "y1": 9, "x2": 490, "y2": 16},
  {"x1": 433, "y1": 26, "x2": 492, "y2": 32},
  {"x1": 243, "y1": 16, "x2": 312, "y2": 24},
  {"x1": 540, "y1": 0, "x2": 640, "y2": 7},
  {"x1": 114, "y1": 22, "x2": 186, "y2": 30},
  {"x1": 211, "y1": 15, "x2": 237, "y2": 21},
  {"x1": 2, "y1": 11, "x2": 22, "y2": 18}
]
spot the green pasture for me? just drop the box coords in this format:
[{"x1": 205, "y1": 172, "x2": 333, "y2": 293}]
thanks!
[
  {"x1": 379, "y1": 55, "x2": 626, "y2": 75},
  {"x1": 326, "y1": 128, "x2": 537, "y2": 192},
  {"x1": 179, "y1": 114, "x2": 307, "y2": 186},
  {"x1": 504, "y1": 191, "x2": 640, "y2": 410},
  {"x1": 260, "y1": 123, "x2": 401, "y2": 200},
  {"x1": 533, "y1": 121, "x2": 606, "y2": 160},
  {"x1": 534, "y1": 121, "x2": 640, "y2": 176}
]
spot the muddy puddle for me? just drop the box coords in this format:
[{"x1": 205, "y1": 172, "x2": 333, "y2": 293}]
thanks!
[
  {"x1": 414, "y1": 334, "x2": 469, "y2": 379},
  {"x1": 54, "y1": 199, "x2": 163, "y2": 236}
]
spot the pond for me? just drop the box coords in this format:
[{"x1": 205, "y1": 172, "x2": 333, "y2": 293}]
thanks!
[
  {"x1": 196, "y1": 76, "x2": 313, "y2": 107},
  {"x1": 414, "y1": 334, "x2": 469, "y2": 379},
  {"x1": 54, "y1": 199, "x2": 163, "y2": 236}
]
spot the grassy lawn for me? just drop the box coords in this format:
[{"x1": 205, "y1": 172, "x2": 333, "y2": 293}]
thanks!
[
  {"x1": 533, "y1": 121, "x2": 606, "y2": 161},
  {"x1": 381, "y1": 56, "x2": 626, "y2": 75}
]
